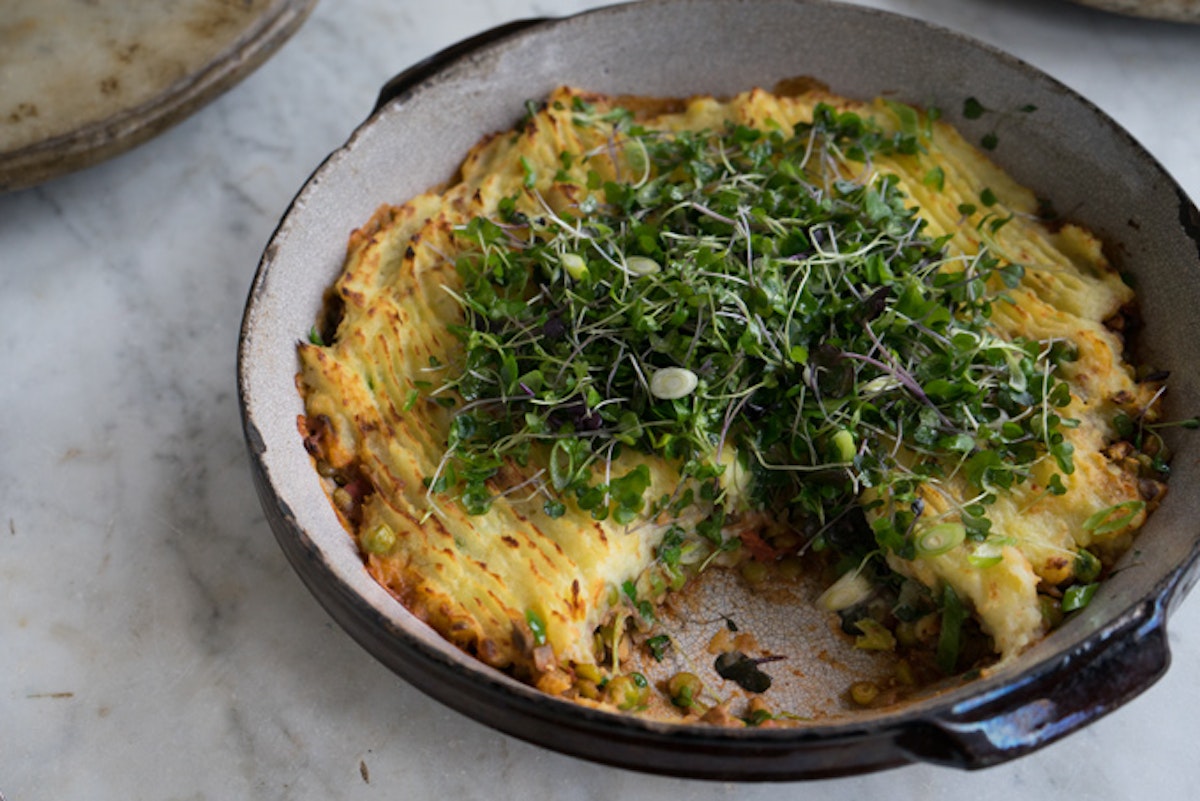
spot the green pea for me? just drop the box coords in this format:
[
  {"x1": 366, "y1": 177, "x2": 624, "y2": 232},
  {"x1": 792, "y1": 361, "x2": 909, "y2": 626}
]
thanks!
[{"x1": 360, "y1": 523, "x2": 396, "y2": 555}]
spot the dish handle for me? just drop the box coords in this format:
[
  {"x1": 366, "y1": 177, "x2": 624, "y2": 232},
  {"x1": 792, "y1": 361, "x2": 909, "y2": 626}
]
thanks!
[
  {"x1": 896, "y1": 590, "x2": 1177, "y2": 769},
  {"x1": 373, "y1": 18, "x2": 550, "y2": 114}
]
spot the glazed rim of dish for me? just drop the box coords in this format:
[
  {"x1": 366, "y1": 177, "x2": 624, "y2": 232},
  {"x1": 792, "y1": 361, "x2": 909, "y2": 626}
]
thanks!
[{"x1": 239, "y1": 0, "x2": 1200, "y2": 780}]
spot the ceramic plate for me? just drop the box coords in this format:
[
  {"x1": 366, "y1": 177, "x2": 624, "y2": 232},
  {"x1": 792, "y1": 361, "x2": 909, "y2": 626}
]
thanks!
[{"x1": 0, "y1": 0, "x2": 317, "y2": 192}]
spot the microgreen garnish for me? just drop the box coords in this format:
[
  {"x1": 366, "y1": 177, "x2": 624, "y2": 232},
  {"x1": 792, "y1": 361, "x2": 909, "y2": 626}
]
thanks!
[
  {"x1": 423, "y1": 96, "x2": 1076, "y2": 577},
  {"x1": 923, "y1": 166, "x2": 945, "y2": 192},
  {"x1": 622, "y1": 578, "x2": 655, "y2": 621},
  {"x1": 962, "y1": 97, "x2": 987, "y2": 120}
]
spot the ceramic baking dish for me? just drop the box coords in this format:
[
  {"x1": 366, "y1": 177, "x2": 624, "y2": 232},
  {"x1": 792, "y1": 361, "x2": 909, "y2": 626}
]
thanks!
[{"x1": 238, "y1": 0, "x2": 1200, "y2": 779}]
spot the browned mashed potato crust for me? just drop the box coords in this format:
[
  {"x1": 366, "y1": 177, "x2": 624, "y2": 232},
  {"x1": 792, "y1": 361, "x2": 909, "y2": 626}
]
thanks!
[{"x1": 297, "y1": 85, "x2": 1166, "y2": 719}]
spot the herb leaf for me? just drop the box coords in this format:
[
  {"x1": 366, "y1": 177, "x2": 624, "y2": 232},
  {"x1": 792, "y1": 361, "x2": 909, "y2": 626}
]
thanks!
[{"x1": 963, "y1": 97, "x2": 987, "y2": 120}]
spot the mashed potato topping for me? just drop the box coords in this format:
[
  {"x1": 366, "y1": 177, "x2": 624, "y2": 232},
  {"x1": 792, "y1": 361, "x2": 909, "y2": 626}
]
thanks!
[{"x1": 298, "y1": 85, "x2": 1167, "y2": 714}]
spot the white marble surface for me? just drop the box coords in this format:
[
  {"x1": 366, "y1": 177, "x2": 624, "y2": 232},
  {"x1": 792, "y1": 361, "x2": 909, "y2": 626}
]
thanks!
[{"x1": 3, "y1": 0, "x2": 1200, "y2": 797}]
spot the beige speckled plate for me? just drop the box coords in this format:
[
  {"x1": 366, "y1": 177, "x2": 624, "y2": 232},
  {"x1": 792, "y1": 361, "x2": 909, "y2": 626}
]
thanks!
[
  {"x1": 1065, "y1": 0, "x2": 1200, "y2": 21},
  {"x1": 0, "y1": 0, "x2": 317, "y2": 192}
]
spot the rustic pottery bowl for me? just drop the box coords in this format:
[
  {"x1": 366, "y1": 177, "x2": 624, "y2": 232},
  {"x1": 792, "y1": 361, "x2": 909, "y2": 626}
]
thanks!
[{"x1": 238, "y1": 0, "x2": 1200, "y2": 780}]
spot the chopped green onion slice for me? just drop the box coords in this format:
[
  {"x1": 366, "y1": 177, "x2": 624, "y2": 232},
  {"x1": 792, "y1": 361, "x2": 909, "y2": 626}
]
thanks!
[
  {"x1": 1062, "y1": 582, "x2": 1098, "y2": 612},
  {"x1": 525, "y1": 609, "x2": 548, "y2": 645},
  {"x1": 916, "y1": 523, "x2": 966, "y2": 558},
  {"x1": 1082, "y1": 500, "x2": 1145, "y2": 536},
  {"x1": 561, "y1": 252, "x2": 589, "y2": 281},
  {"x1": 625, "y1": 255, "x2": 661, "y2": 276},
  {"x1": 831, "y1": 429, "x2": 857, "y2": 463},
  {"x1": 967, "y1": 548, "x2": 1004, "y2": 569},
  {"x1": 649, "y1": 367, "x2": 698, "y2": 400},
  {"x1": 937, "y1": 584, "x2": 965, "y2": 674},
  {"x1": 817, "y1": 569, "x2": 873, "y2": 612}
]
